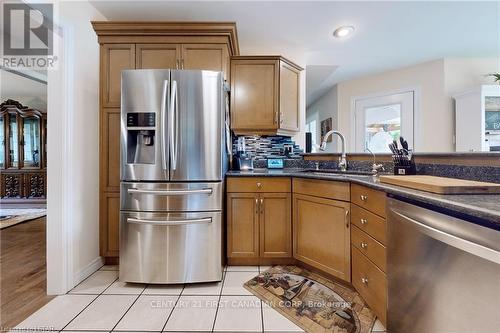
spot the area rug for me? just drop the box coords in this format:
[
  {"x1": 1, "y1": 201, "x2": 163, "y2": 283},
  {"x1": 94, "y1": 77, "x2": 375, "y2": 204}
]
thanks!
[
  {"x1": 0, "y1": 208, "x2": 46, "y2": 229},
  {"x1": 244, "y1": 265, "x2": 376, "y2": 333}
]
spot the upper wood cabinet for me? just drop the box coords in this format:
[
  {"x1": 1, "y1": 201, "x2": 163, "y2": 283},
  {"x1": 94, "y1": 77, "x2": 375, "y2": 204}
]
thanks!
[
  {"x1": 136, "y1": 44, "x2": 180, "y2": 69},
  {"x1": 181, "y1": 44, "x2": 230, "y2": 80},
  {"x1": 101, "y1": 44, "x2": 136, "y2": 107},
  {"x1": 136, "y1": 43, "x2": 230, "y2": 80},
  {"x1": 93, "y1": 22, "x2": 239, "y2": 261},
  {"x1": 230, "y1": 56, "x2": 302, "y2": 136}
]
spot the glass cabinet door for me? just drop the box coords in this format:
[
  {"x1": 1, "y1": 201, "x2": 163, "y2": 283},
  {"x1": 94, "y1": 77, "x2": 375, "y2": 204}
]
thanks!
[
  {"x1": 0, "y1": 116, "x2": 4, "y2": 168},
  {"x1": 8, "y1": 114, "x2": 18, "y2": 168},
  {"x1": 22, "y1": 116, "x2": 41, "y2": 168}
]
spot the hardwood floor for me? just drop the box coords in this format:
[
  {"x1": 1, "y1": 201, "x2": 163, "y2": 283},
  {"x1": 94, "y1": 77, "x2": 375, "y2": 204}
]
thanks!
[{"x1": 0, "y1": 217, "x2": 54, "y2": 329}]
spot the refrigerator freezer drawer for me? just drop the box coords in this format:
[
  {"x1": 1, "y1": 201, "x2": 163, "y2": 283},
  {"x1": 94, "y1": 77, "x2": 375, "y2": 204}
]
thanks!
[
  {"x1": 121, "y1": 182, "x2": 222, "y2": 211},
  {"x1": 120, "y1": 211, "x2": 223, "y2": 284}
]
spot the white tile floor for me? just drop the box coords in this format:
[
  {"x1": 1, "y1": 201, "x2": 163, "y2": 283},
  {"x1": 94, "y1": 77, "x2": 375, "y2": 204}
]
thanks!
[{"x1": 13, "y1": 265, "x2": 386, "y2": 333}]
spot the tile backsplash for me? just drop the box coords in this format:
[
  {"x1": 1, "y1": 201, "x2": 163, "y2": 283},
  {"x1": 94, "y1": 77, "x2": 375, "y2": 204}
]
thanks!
[{"x1": 232, "y1": 135, "x2": 303, "y2": 160}]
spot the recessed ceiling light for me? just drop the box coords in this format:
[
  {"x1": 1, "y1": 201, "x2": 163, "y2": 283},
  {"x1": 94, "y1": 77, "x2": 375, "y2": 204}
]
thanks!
[{"x1": 333, "y1": 26, "x2": 355, "y2": 38}]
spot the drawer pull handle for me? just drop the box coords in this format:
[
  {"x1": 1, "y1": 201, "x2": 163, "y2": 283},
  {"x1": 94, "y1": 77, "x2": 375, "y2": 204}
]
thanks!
[
  {"x1": 256, "y1": 182, "x2": 262, "y2": 188},
  {"x1": 361, "y1": 277, "x2": 369, "y2": 284},
  {"x1": 255, "y1": 198, "x2": 259, "y2": 214},
  {"x1": 361, "y1": 242, "x2": 368, "y2": 249},
  {"x1": 360, "y1": 195, "x2": 368, "y2": 201},
  {"x1": 360, "y1": 218, "x2": 368, "y2": 225}
]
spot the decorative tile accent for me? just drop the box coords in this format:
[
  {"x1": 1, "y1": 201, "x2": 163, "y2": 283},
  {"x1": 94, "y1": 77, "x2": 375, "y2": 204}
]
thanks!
[{"x1": 233, "y1": 135, "x2": 303, "y2": 160}]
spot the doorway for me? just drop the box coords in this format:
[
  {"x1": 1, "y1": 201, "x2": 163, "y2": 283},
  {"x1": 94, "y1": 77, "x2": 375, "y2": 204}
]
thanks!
[{"x1": 353, "y1": 90, "x2": 415, "y2": 153}]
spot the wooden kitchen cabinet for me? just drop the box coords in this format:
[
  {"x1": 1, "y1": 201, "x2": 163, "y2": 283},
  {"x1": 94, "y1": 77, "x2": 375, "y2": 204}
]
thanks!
[
  {"x1": 293, "y1": 193, "x2": 351, "y2": 281},
  {"x1": 226, "y1": 177, "x2": 292, "y2": 264},
  {"x1": 227, "y1": 193, "x2": 260, "y2": 259},
  {"x1": 136, "y1": 43, "x2": 230, "y2": 80},
  {"x1": 259, "y1": 193, "x2": 292, "y2": 258},
  {"x1": 100, "y1": 44, "x2": 136, "y2": 107},
  {"x1": 350, "y1": 184, "x2": 388, "y2": 326},
  {"x1": 136, "y1": 43, "x2": 180, "y2": 69},
  {"x1": 93, "y1": 22, "x2": 239, "y2": 262},
  {"x1": 181, "y1": 44, "x2": 230, "y2": 80},
  {"x1": 230, "y1": 56, "x2": 302, "y2": 136}
]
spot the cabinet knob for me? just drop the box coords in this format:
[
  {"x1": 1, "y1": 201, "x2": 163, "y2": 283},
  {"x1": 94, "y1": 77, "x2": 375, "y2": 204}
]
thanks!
[
  {"x1": 361, "y1": 242, "x2": 368, "y2": 249},
  {"x1": 361, "y1": 277, "x2": 369, "y2": 284},
  {"x1": 360, "y1": 195, "x2": 368, "y2": 201},
  {"x1": 256, "y1": 182, "x2": 262, "y2": 188},
  {"x1": 360, "y1": 218, "x2": 368, "y2": 225}
]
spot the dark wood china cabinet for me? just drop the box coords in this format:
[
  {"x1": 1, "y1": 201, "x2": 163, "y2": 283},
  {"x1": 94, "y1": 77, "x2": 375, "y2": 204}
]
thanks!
[{"x1": 0, "y1": 99, "x2": 47, "y2": 203}]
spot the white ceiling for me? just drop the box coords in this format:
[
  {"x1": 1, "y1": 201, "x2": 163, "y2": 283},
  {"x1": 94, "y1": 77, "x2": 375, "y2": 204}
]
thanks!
[{"x1": 89, "y1": 1, "x2": 500, "y2": 106}]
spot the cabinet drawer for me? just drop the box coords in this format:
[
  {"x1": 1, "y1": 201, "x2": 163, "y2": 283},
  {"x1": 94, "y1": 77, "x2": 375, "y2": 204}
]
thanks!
[
  {"x1": 351, "y1": 225, "x2": 386, "y2": 272},
  {"x1": 227, "y1": 177, "x2": 291, "y2": 193},
  {"x1": 351, "y1": 204, "x2": 387, "y2": 245},
  {"x1": 352, "y1": 246, "x2": 387, "y2": 325},
  {"x1": 293, "y1": 178, "x2": 350, "y2": 201},
  {"x1": 351, "y1": 184, "x2": 386, "y2": 217}
]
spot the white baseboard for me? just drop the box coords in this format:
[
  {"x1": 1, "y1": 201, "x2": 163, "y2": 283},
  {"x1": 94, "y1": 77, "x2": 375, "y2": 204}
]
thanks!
[{"x1": 72, "y1": 256, "x2": 105, "y2": 289}]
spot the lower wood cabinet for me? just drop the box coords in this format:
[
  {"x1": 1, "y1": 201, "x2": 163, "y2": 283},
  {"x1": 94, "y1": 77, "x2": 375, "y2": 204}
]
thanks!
[
  {"x1": 227, "y1": 191, "x2": 292, "y2": 264},
  {"x1": 100, "y1": 192, "x2": 120, "y2": 258},
  {"x1": 293, "y1": 193, "x2": 351, "y2": 282},
  {"x1": 352, "y1": 246, "x2": 387, "y2": 325}
]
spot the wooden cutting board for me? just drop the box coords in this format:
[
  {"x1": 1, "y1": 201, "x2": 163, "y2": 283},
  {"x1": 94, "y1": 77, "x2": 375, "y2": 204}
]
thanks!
[{"x1": 379, "y1": 175, "x2": 500, "y2": 194}]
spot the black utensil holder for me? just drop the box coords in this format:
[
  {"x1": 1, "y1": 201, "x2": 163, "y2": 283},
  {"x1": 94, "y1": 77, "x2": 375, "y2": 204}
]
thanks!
[{"x1": 393, "y1": 155, "x2": 416, "y2": 175}]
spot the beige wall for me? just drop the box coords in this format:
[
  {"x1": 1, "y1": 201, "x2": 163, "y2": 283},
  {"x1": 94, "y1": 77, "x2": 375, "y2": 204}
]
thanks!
[
  {"x1": 325, "y1": 57, "x2": 499, "y2": 152},
  {"x1": 306, "y1": 85, "x2": 338, "y2": 152},
  {"x1": 337, "y1": 59, "x2": 448, "y2": 152}
]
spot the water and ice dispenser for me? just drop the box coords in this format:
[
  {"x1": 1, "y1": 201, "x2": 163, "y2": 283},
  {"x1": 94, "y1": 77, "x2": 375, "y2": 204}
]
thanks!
[{"x1": 125, "y1": 112, "x2": 156, "y2": 164}]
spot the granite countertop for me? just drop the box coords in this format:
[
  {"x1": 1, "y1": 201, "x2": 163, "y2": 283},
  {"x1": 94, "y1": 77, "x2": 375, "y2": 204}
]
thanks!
[{"x1": 226, "y1": 169, "x2": 500, "y2": 228}]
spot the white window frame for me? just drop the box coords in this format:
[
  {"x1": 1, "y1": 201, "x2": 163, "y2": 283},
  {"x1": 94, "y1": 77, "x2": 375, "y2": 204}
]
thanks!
[{"x1": 350, "y1": 87, "x2": 420, "y2": 152}]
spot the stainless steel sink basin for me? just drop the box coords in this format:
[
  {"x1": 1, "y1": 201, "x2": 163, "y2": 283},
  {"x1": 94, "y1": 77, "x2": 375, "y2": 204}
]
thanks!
[{"x1": 300, "y1": 169, "x2": 374, "y2": 177}]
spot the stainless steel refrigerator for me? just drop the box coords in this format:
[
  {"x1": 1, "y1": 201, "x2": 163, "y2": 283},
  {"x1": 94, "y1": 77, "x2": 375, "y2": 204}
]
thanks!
[{"x1": 119, "y1": 69, "x2": 227, "y2": 284}]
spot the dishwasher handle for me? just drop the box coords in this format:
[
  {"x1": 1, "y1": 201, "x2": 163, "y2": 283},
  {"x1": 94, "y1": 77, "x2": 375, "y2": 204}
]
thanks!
[{"x1": 392, "y1": 209, "x2": 500, "y2": 265}]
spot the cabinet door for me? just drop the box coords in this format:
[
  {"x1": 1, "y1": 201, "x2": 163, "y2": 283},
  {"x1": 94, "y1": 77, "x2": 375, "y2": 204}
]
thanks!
[
  {"x1": 227, "y1": 193, "x2": 259, "y2": 258},
  {"x1": 136, "y1": 44, "x2": 180, "y2": 69},
  {"x1": 279, "y1": 62, "x2": 300, "y2": 132},
  {"x1": 181, "y1": 43, "x2": 229, "y2": 80},
  {"x1": 25, "y1": 173, "x2": 46, "y2": 198},
  {"x1": 230, "y1": 60, "x2": 278, "y2": 131},
  {"x1": 0, "y1": 173, "x2": 23, "y2": 198},
  {"x1": 293, "y1": 193, "x2": 351, "y2": 281},
  {"x1": 101, "y1": 44, "x2": 135, "y2": 107},
  {"x1": 101, "y1": 109, "x2": 121, "y2": 192},
  {"x1": 100, "y1": 192, "x2": 120, "y2": 257},
  {"x1": 259, "y1": 193, "x2": 292, "y2": 258}
]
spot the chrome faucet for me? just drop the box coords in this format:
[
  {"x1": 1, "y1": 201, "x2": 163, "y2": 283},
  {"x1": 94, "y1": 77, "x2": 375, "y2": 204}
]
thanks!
[
  {"x1": 319, "y1": 130, "x2": 347, "y2": 171},
  {"x1": 366, "y1": 148, "x2": 385, "y2": 175}
]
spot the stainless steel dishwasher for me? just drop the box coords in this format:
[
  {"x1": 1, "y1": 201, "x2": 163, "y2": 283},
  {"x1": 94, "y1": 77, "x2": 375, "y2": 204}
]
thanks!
[{"x1": 387, "y1": 198, "x2": 500, "y2": 333}]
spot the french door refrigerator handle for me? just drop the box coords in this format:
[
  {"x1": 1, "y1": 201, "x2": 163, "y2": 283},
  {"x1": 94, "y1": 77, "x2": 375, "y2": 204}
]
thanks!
[
  {"x1": 160, "y1": 79, "x2": 169, "y2": 170},
  {"x1": 127, "y1": 188, "x2": 213, "y2": 195},
  {"x1": 127, "y1": 217, "x2": 212, "y2": 226},
  {"x1": 170, "y1": 80, "x2": 178, "y2": 170},
  {"x1": 391, "y1": 209, "x2": 500, "y2": 265}
]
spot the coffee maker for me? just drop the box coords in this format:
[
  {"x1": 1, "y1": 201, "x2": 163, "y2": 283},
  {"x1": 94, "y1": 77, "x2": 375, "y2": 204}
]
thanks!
[{"x1": 233, "y1": 137, "x2": 254, "y2": 170}]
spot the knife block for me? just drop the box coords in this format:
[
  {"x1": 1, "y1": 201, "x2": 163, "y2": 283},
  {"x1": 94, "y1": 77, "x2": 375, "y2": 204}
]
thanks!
[{"x1": 393, "y1": 155, "x2": 416, "y2": 175}]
